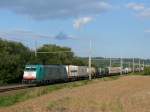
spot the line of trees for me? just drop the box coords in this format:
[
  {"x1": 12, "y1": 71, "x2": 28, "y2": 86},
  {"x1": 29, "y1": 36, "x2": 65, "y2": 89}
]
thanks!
[{"x1": 0, "y1": 38, "x2": 87, "y2": 84}]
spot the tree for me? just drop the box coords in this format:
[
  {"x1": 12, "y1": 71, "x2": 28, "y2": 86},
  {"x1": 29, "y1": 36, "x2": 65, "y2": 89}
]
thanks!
[
  {"x1": 0, "y1": 39, "x2": 31, "y2": 84},
  {"x1": 36, "y1": 44, "x2": 74, "y2": 65}
]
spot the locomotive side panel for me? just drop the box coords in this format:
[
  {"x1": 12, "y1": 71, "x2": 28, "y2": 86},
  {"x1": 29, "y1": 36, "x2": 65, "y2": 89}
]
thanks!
[{"x1": 43, "y1": 65, "x2": 68, "y2": 82}]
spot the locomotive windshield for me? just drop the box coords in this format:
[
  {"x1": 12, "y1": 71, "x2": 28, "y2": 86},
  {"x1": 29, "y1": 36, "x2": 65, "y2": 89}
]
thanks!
[{"x1": 25, "y1": 67, "x2": 36, "y2": 71}]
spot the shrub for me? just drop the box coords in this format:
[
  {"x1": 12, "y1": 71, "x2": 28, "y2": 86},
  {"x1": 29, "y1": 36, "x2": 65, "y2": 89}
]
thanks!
[{"x1": 143, "y1": 67, "x2": 150, "y2": 75}]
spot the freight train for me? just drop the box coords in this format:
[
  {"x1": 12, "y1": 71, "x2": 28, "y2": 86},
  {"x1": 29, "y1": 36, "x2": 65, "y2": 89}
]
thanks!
[
  {"x1": 22, "y1": 65, "x2": 96, "y2": 84},
  {"x1": 22, "y1": 64, "x2": 144, "y2": 84}
]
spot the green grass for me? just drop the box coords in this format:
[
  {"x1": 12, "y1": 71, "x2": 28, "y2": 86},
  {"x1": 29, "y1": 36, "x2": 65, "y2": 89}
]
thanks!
[
  {"x1": 0, "y1": 76, "x2": 121, "y2": 107},
  {"x1": 128, "y1": 72, "x2": 144, "y2": 76},
  {"x1": 102, "y1": 75, "x2": 120, "y2": 81},
  {"x1": 0, "y1": 92, "x2": 26, "y2": 107}
]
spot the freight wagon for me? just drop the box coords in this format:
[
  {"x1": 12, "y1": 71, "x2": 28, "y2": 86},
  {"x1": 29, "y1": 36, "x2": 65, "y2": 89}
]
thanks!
[
  {"x1": 108, "y1": 67, "x2": 133, "y2": 75},
  {"x1": 123, "y1": 67, "x2": 132, "y2": 74},
  {"x1": 97, "y1": 68, "x2": 109, "y2": 77},
  {"x1": 108, "y1": 67, "x2": 122, "y2": 75},
  {"x1": 98, "y1": 67, "x2": 131, "y2": 76},
  {"x1": 22, "y1": 65, "x2": 95, "y2": 84}
]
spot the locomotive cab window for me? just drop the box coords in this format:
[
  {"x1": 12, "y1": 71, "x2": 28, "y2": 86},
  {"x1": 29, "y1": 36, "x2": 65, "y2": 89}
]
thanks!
[{"x1": 25, "y1": 67, "x2": 36, "y2": 71}]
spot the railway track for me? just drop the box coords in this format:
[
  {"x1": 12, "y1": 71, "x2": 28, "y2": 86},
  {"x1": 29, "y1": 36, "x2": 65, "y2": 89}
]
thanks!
[
  {"x1": 0, "y1": 84, "x2": 36, "y2": 92},
  {"x1": 0, "y1": 75, "x2": 125, "y2": 93}
]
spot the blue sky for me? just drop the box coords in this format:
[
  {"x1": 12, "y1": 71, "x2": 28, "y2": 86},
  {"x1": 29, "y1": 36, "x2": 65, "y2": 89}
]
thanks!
[{"x1": 0, "y1": 0, "x2": 150, "y2": 58}]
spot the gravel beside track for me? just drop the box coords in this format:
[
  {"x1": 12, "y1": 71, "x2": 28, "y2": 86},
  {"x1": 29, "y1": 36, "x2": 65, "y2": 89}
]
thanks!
[{"x1": 0, "y1": 84, "x2": 36, "y2": 92}]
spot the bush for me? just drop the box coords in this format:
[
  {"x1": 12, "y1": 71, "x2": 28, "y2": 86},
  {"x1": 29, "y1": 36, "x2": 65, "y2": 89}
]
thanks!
[
  {"x1": 143, "y1": 67, "x2": 150, "y2": 75},
  {"x1": 0, "y1": 39, "x2": 31, "y2": 84}
]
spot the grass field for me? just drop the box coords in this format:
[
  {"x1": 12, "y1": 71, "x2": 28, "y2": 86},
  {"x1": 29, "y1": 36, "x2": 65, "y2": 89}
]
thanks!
[
  {"x1": 0, "y1": 79, "x2": 94, "y2": 107},
  {"x1": 0, "y1": 75, "x2": 150, "y2": 112},
  {"x1": 0, "y1": 76, "x2": 118, "y2": 107}
]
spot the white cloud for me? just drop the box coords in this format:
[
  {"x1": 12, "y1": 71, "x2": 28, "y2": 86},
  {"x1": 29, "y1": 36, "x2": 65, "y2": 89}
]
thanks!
[
  {"x1": 144, "y1": 29, "x2": 150, "y2": 33},
  {"x1": 0, "y1": 0, "x2": 111, "y2": 20},
  {"x1": 73, "y1": 17, "x2": 93, "y2": 29},
  {"x1": 126, "y1": 3, "x2": 145, "y2": 11},
  {"x1": 126, "y1": 2, "x2": 150, "y2": 19},
  {"x1": 138, "y1": 8, "x2": 150, "y2": 18}
]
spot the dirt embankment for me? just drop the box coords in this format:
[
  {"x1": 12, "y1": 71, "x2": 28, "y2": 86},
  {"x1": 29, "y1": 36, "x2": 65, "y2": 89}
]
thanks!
[{"x1": 1, "y1": 76, "x2": 150, "y2": 112}]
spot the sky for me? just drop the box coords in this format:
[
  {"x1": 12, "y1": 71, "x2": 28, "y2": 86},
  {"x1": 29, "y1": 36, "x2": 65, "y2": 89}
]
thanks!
[{"x1": 0, "y1": 0, "x2": 150, "y2": 58}]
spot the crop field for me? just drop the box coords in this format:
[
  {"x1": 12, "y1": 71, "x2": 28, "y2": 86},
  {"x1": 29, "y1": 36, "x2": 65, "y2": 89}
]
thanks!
[{"x1": 0, "y1": 76, "x2": 150, "y2": 112}]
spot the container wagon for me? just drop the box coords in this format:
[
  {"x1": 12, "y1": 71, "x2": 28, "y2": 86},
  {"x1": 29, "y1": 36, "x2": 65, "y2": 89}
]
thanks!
[
  {"x1": 108, "y1": 67, "x2": 122, "y2": 75},
  {"x1": 98, "y1": 68, "x2": 109, "y2": 77}
]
